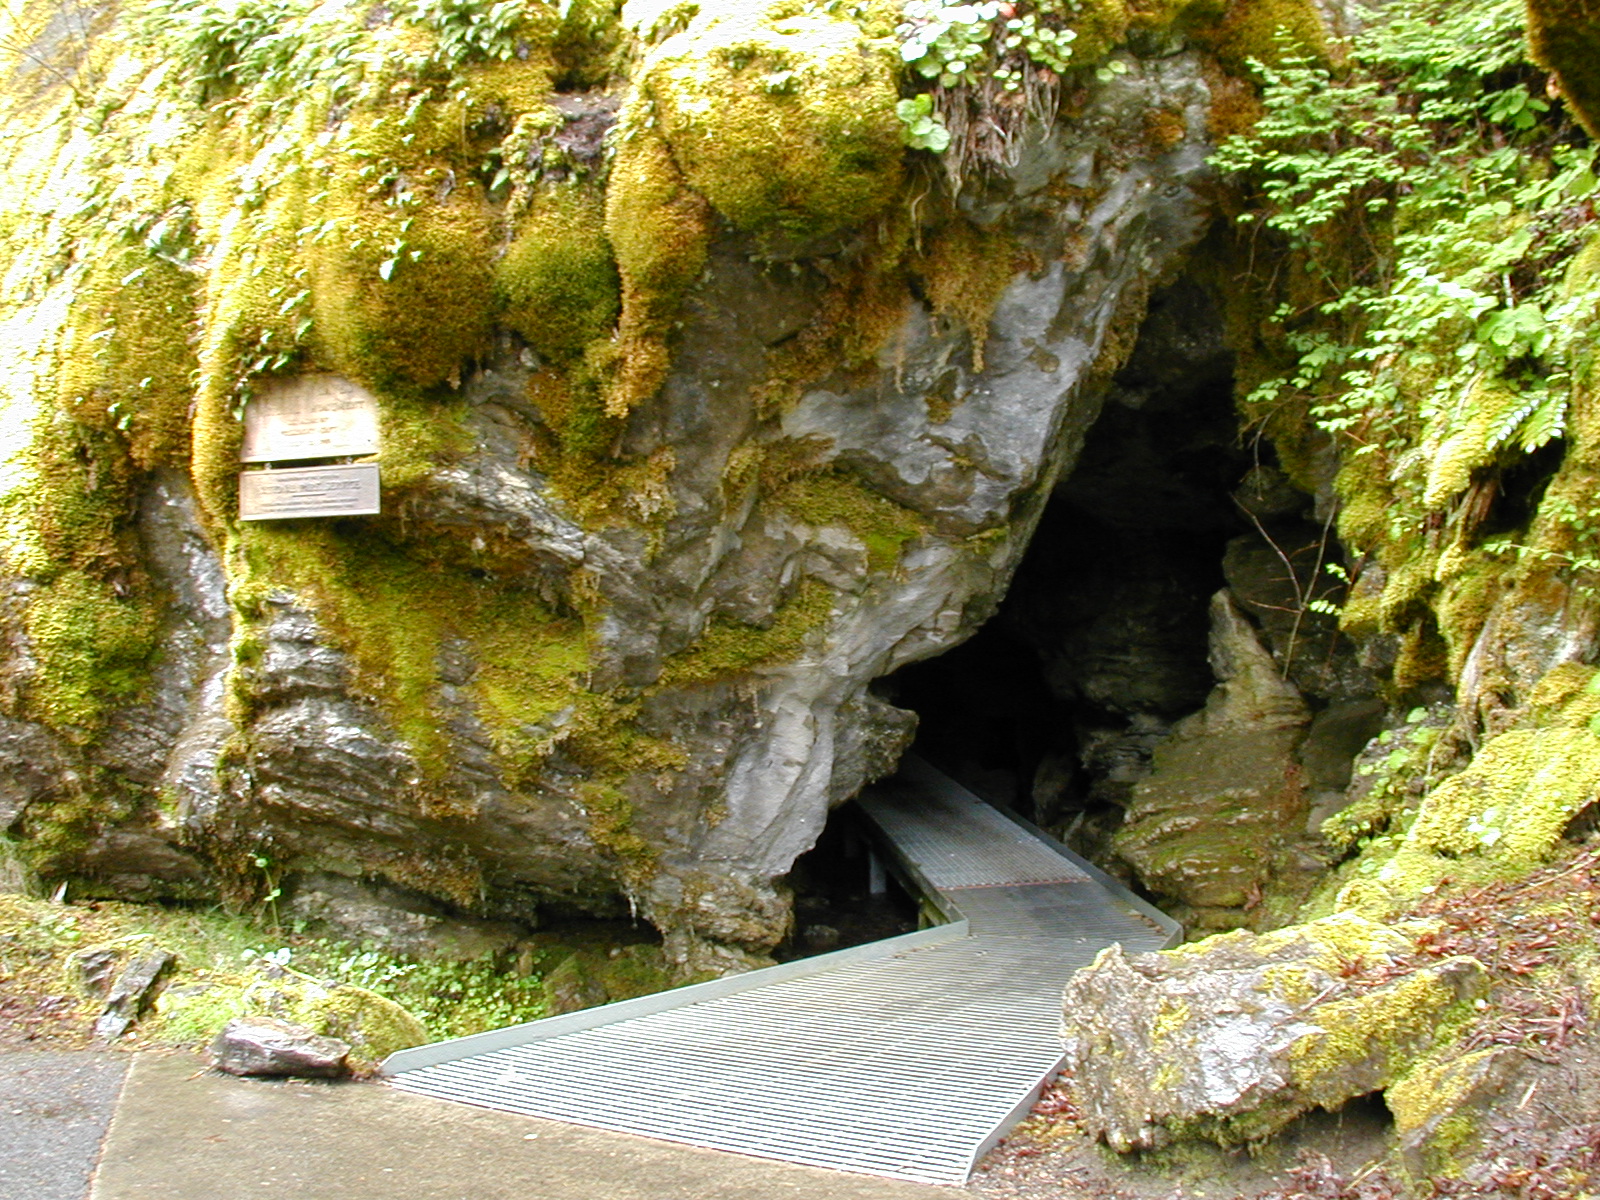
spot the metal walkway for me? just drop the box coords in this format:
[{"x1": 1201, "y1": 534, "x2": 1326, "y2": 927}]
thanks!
[{"x1": 382, "y1": 757, "x2": 1178, "y2": 1185}]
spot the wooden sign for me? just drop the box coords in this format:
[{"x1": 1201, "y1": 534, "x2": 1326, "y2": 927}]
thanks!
[
  {"x1": 238, "y1": 463, "x2": 381, "y2": 521},
  {"x1": 241, "y1": 375, "x2": 380, "y2": 463}
]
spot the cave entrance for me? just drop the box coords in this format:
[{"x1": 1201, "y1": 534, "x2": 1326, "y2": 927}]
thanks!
[
  {"x1": 786, "y1": 274, "x2": 1374, "y2": 938},
  {"x1": 783, "y1": 277, "x2": 1259, "y2": 936},
  {"x1": 880, "y1": 277, "x2": 1255, "y2": 865}
]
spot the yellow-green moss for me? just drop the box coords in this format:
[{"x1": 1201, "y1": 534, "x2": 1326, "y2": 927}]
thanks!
[
  {"x1": 308, "y1": 155, "x2": 496, "y2": 392},
  {"x1": 1406, "y1": 725, "x2": 1600, "y2": 863},
  {"x1": 23, "y1": 570, "x2": 158, "y2": 737},
  {"x1": 496, "y1": 187, "x2": 620, "y2": 361},
  {"x1": 1434, "y1": 550, "x2": 1505, "y2": 678},
  {"x1": 659, "y1": 577, "x2": 836, "y2": 686},
  {"x1": 603, "y1": 123, "x2": 713, "y2": 416},
  {"x1": 1385, "y1": 1048, "x2": 1502, "y2": 1177},
  {"x1": 551, "y1": 0, "x2": 629, "y2": 90},
  {"x1": 237, "y1": 524, "x2": 587, "y2": 779},
  {"x1": 768, "y1": 472, "x2": 926, "y2": 574},
  {"x1": 55, "y1": 242, "x2": 200, "y2": 470},
  {"x1": 1287, "y1": 964, "x2": 1481, "y2": 1105},
  {"x1": 643, "y1": 5, "x2": 904, "y2": 241}
]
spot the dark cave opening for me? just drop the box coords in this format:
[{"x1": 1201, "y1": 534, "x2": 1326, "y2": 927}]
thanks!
[
  {"x1": 877, "y1": 278, "x2": 1255, "y2": 865},
  {"x1": 786, "y1": 275, "x2": 1382, "y2": 934}
]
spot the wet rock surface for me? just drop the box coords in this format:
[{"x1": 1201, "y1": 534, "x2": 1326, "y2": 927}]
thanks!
[
  {"x1": 1111, "y1": 591, "x2": 1317, "y2": 928},
  {"x1": 92, "y1": 948, "x2": 175, "y2": 1042}
]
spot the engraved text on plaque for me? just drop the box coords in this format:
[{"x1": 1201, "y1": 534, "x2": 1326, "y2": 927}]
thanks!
[
  {"x1": 241, "y1": 375, "x2": 380, "y2": 463},
  {"x1": 238, "y1": 463, "x2": 381, "y2": 520}
]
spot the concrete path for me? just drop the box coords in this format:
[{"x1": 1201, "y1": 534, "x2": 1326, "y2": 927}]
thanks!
[
  {"x1": 89, "y1": 1053, "x2": 965, "y2": 1200},
  {"x1": 0, "y1": 1048, "x2": 127, "y2": 1200}
]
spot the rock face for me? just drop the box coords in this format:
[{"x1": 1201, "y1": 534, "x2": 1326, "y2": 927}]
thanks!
[
  {"x1": 0, "y1": 1, "x2": 1229, "y2": 969},
  {"x1": 1061, "y1": 915, "x2": 1489, "y2": 1152},
  {"x1": 210, "y1": 1017, "x2": 351, "y2": 1079},
  {"x1": 1111, "y1": 591, "x2": 1316, "y2": 927}
]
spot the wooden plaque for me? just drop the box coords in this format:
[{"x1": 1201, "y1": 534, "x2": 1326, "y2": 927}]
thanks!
[
  {"x1": 239, "y1": 463, "x2": 381, "y2": 521},
  {"x1": 241, "y1": 375, "x2": 380, "y2": 463}
]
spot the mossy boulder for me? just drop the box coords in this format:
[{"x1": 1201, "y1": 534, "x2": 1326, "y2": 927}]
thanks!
[
  {"x1": 1061, "y1": 914, "x2": 1488, "y2": 1152},
  {"x1": 249, "y1": 974, "x2": 429, "y2": 1067},
  {"x1": 1326, "y1": 719, "x2": 1600, "y2": 919},
  {"x1": 541, "y1": 943, "x2": 674, "y2": 1015},
  {"x1": 640, "y1": 3, "x2": 904, "y2": 242},
  {"x1": 1527, "y1": 0, "x2": 1600, "y2": 138}
]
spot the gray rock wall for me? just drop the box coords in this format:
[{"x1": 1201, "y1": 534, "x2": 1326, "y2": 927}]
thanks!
[{"x1": 2, "y1": 50, "x2": 1223, "y2": 968}]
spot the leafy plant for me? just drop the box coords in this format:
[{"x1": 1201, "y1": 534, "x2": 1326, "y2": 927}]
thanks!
[
  {"x1": 1213, "y1": 1, "x2": 1599, "y2": 555},
  {"x1": 892, "y1": 0, "x2": 1114, "y2": 168},
  {"x1": 895, "y1": 93, "x2": 952, "y2": 151}
]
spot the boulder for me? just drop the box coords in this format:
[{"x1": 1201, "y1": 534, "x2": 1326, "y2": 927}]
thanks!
[
  {"x1": 243, "y1": 974, "x2": 428, "y2": 1065},
  {"x1": 66, "y1": 945, "x2": 120, "y2": 999},
  {"x1": 210, "y1": 1016, "x2": 350, "y2": 1079},
  {"x1": 1060, "y1": 914, "x2": 1488, "y2": 1152}
]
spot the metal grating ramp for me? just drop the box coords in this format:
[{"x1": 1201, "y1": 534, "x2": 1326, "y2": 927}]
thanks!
[{"x1": 383, "y1": 758, "x2": 1178, "y2": 1185}]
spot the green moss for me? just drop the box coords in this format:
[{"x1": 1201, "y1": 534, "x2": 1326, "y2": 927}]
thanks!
[
  {"x1": 768, "y1": 472, "x2": 926, "y2": 573},
  {"x1": 55, "y1": 241, "x2": 200, "y2": 470},
  {"x1": 308, "y1": 140, "x2": 496, "y2": 393},
  {"x1": 1196, "y1": 0, "x2": 1329, "y2": 72},
  {"x1": 659, "y1": 577, "x2": 836, "y2": 686},
  {"x1": 644, "y1": 4, "x2": 904, "y2": 241},
  {"x1": 576, "y1": 780, "x2": 658, "y2": 889},
  {"x1": 23, "y1": 570, "x2": 158, "y2": 737},
  {"x1": 237, "y1": 525, "x2": 587, "y2": 779},
  {"x1": 495, "y1": 187, "x2": 620, "y2": 361},
  {"x1": 1527, "y1": 0, "x2": 1600, "y2": 138},
  {"x1": 1406, "y1": 726, "x2": 1600, "y2": 863},
  {"x1": 373, "y1": 389, "x2": 472, "y2": 494},
  {"x1": 1287, "y1": 964, "x2": 1481, "y2": 1105},
  {"x1": 603, "y1": 122, "x2": 713, "y2": 416},
  {"x1": 914, "y1": 220, "x2": 1020, "y2": 372}
]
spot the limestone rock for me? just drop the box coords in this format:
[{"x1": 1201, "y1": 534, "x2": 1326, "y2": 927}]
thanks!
[
  {"x1": 1385, "y1": 1045, "x2": 1523, "y2": 1180},
  {"x1": 1060, "y1": 915, "x2": 1488, "y2": 1152},
  {"x1": 93, "y1": 948, "x2": 175, "y2": 1041},
  {"x1": 285, "y1": 873, "x2": 529, "y2": 962},
  {"x1": 1112, "y1": 592, "x2": 1313, "y2": 923},
  {"x1": 0, "y1": 23, "x2": 1225, "y2": 966},
  {"x1": 66, "y1": 945, "x2": 120, "y2": 999},
  {"x1": 210, "y1": 1016, "x2": 351, "y2": 1079}
]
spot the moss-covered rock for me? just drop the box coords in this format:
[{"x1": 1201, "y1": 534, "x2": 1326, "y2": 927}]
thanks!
[
  {"x1": 1112, "y1": 591, "x2": 1314, "y2": 927},
  {"x1": 1527, "y1": 0, "x2": 1600, "y2": 138},
  {"x1": 641, "y1": 4, "x2": 904, "y2": 241},
  {"x1": 1061, "y1": 915, "x2": 1488, "y2": 1152}
]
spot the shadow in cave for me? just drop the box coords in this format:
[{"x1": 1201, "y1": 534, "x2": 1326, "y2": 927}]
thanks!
[
  {"x1": 783, "y1": 275, "x2": 1354, "y2": 929},
  {"x1": 876, "y1": 278, "x2": 1257, "y2": 868}
]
